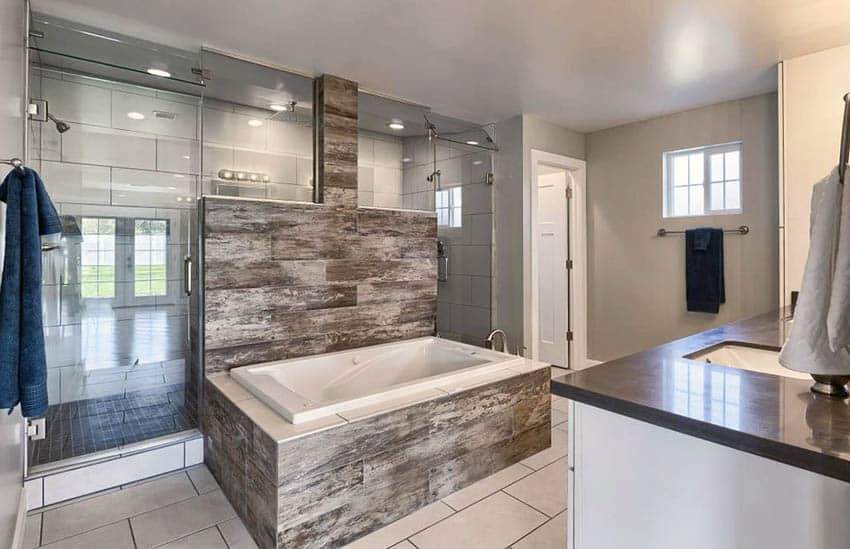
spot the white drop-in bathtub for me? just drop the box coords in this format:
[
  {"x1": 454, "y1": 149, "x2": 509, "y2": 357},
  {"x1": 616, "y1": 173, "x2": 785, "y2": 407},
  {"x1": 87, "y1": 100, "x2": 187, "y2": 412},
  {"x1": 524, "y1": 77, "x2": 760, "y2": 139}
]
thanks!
[{"x1": 230, "y1": 337, "x2": 526, "y2": 424}]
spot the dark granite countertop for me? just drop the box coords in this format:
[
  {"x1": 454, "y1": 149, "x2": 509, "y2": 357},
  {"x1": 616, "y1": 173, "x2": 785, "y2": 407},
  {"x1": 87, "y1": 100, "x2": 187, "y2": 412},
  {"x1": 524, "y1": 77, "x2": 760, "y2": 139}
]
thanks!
[{"x1": 552, "y1": 310, "x2": 850, "y2": 483}]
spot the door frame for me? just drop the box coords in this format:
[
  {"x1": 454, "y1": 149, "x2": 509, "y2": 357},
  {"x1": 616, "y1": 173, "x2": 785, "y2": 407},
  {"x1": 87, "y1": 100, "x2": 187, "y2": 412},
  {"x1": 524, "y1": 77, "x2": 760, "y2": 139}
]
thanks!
[{"x1": 524, "y1": 149, "x2": 588, "y2": 369}]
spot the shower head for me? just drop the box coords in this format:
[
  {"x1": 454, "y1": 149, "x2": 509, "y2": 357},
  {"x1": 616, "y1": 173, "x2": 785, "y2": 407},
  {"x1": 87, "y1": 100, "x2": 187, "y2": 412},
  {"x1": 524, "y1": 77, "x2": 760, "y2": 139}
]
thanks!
[{"x1": 47, "y1": 113, "x2": 71, "y2": 133}]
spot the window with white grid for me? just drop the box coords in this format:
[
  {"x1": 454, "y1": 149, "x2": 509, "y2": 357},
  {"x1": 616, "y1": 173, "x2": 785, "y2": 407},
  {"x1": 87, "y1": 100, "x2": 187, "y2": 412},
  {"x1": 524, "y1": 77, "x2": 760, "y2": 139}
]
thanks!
[
  {"x1": 663, "y1": 142, "x2": 742, "y2": 218},
  {"x1": 435, "y1": 186, "x2": 462, "y2": 227}
]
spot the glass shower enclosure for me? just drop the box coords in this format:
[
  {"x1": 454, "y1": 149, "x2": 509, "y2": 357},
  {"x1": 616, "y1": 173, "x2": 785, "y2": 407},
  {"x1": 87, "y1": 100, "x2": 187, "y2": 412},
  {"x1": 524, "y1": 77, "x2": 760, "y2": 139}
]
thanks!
[
  {"x1": 27, "y1": 14, "x2": 205, "y2": 470},
  {"x1": 357, "y1": 93, "x2": 497, "y2": 346},
  {"x1": 25, "y1": 13, "x2": 317, "y2": 473}
]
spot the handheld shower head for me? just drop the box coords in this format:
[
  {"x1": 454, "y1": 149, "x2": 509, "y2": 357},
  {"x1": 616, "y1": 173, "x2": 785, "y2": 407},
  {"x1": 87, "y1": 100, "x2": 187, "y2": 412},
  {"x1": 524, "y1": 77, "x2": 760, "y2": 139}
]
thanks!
[{"x1": 47, "y1": 113, "x2": 71, "y2": 133}]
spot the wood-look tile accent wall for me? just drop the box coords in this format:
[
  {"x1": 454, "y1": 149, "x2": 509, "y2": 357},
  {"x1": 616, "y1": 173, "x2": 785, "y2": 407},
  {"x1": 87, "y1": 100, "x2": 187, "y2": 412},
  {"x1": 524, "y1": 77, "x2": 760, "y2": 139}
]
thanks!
[
  {"x1": 314, "y1": 74, "x2": 358, "y2": 208},
  {"x1": 204, "y1": 368, "x2": 551, "y2": 549},
  {"x1": 203, "y1": 197, "x2": 437, "y2": 373}
]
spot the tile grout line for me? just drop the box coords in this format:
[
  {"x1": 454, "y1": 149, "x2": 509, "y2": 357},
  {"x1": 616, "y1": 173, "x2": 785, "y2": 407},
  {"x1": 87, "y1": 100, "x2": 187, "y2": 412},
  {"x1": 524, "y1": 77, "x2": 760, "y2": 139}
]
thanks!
[
  {"x1": 38, "y1": 511, "x2": 44, "y2": 548},
  {"x1": 216, "y1": 523, "x2": 233, "y2": 549},
  {"x1": 128, "y1": 517, "x2": 139, "y2": 549},
  {"x1": 441, "y1": 463, "x2": 537, "y2": 513},
  {"x1": 508, "y1": 512, "x2": 564, "y2": 548},
  {"x1": 500, "y1": 489, "x2": 558, "y2": 520},
  {"x1": 38, "y1": 487, "x2": 202, "y2": 546}
]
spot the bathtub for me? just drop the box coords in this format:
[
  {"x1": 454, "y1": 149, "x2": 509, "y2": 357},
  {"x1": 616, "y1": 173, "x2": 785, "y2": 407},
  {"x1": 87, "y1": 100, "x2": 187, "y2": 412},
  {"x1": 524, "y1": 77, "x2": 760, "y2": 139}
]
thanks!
[{"x1": 230, "y1": 337, "x2": 526, "y2": 424}]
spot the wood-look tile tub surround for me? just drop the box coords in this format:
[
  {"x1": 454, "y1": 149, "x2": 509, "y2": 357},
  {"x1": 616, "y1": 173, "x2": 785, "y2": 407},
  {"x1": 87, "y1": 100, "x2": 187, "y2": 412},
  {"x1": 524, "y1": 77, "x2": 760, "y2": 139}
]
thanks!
[
  {"x1": 205, "y1": 366, "x2": 551, "y2": 548},
  {"x1": 200, "y1": 73, "x2": 550, "y2": 548}
]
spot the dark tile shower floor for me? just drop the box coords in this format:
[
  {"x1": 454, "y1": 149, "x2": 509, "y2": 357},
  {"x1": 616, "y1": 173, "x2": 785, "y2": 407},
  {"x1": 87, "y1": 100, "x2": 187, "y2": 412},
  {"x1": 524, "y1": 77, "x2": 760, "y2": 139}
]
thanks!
[{"x1": 28, "y1": 382, "x2": 196, "y2": 467}]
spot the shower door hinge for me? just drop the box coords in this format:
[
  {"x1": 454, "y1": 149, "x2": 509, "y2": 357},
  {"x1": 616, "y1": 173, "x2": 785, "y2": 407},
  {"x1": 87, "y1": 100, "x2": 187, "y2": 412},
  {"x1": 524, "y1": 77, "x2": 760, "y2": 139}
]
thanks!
[
  {"x1": 566, "y1": 259, "x2": 573, "y2": 270},
  {"x1": 566, "y1": 331, "x2": 574, "y2": 342},
  {"x1": 191, "y1": 67, "x2": 213, "y2": 81},
  {"x1": 565, "y1": 185, "x2": 573, "y2": 199},
  {"x1": 27, "y1": 418, "x2": 46, "y2": 441},
  {"x1": 29, "y1": 99, "x2": 47, "y2": 122}
]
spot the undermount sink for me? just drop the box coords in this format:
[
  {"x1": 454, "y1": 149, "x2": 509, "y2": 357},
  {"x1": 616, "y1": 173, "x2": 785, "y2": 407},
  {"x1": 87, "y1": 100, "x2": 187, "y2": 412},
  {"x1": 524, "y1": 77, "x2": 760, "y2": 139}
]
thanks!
[{"x1": 685, "y1": 343, "x2": 811, "y2": 380}]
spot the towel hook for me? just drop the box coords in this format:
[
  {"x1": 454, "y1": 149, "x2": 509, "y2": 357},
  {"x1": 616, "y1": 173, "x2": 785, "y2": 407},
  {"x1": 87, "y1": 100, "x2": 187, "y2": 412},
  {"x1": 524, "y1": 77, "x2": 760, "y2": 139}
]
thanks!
[{"x1": 2, "y1": 158, "x2": 25, "y2": 173}]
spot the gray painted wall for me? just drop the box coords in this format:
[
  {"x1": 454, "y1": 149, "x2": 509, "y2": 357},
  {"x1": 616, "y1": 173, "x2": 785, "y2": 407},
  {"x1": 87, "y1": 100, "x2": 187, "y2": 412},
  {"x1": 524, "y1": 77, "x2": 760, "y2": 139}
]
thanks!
[
  {"x1": 493, "y1": 115, "x2": 585, "y2": 355},
  {"x1": 0, "y1": 0, "x2": 26, "y2": 545},
  {"x1": 586, "y1": 93, "x2": 779, "y2": 361}
]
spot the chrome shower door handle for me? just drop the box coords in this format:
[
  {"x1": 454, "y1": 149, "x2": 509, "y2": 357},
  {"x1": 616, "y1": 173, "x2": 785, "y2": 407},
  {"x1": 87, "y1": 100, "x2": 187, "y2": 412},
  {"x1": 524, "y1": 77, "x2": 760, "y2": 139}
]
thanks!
[
  {"x1": 183, "y1": 255, "x2": 192, "y2": 296},
  {"x1": 438, "y1": 256, "x2": 448, "y2": 282}
]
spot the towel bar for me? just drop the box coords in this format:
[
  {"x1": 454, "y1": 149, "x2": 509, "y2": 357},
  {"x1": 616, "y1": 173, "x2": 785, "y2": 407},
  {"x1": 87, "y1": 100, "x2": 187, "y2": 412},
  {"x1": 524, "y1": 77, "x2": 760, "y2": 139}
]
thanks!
[{"x1": 656, "y1": 225, "x2": 749, "y2": 237}]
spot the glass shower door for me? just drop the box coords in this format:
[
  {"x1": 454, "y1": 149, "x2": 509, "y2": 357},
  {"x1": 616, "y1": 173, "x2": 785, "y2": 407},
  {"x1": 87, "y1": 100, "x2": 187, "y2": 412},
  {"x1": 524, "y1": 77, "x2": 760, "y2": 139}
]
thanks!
[{"x1": 27, "y1": 14, "x2": 204, "y2": 470}]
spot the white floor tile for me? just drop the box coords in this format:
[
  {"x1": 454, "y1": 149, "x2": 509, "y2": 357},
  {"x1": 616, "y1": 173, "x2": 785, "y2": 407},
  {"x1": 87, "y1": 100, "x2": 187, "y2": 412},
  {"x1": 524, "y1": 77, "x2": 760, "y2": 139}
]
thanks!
[
  {"x1": 25, "y1": 478, "x2": 43, "y2": 510},
  {"x1": 158, "y1": 526, "x2": 228, "y2": 548},
  {"x1": 41, "y1": 473, "x2": 196, "y2": 544},
  {"x1": 410, "y1": 492, "x2": 547, "y2": 549},
  {"x1": 40, "y1": 520, "x2": 134, "y2": 549},
  {"x1": 521, "y1": 428, "x2": 567, "y2": 470},
  {"x1": 551, "y1": 409, "x2": 568, "y2": 426},
  {"x1": 217, "y1": 518, "x2": 258, "y2": 549},
  {"x1": 511, "y1": 512, "x2": 568, "y2": 549},
  {"x1": 187, "y1": 466, "x2": 218, "y2": 495},
  {"x1": 343, "y1": 501, "x2": 454, "y2": 549},
  {"x1": 504, "y1": 459, "x2": 568, "y2": 517},
  {"x1": 442, "y1": 463, "x2": 534, "y2": 511},
  {"x1": 185, "y1": 438, "x2": 204, "y2": 467},
  {"x1": 551, "y1": 394, "x2": 570, "y2": 413},
  {"x1": 130, "y1": 490, "x2": 235, "y2": 548},
  {"x1": 43, "y1": 443, "x2": 184, "y2": 505},
  {"x1": 24, "y1": 513, "x2": 41, "y2": 549}
]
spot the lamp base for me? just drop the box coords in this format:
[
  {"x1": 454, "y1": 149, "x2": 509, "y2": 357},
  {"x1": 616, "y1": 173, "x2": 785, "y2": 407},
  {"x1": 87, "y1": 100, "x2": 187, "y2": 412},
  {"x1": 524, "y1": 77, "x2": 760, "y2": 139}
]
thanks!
[{"x1": 810, "y1": 374, "x2": 850, "y2": 398}]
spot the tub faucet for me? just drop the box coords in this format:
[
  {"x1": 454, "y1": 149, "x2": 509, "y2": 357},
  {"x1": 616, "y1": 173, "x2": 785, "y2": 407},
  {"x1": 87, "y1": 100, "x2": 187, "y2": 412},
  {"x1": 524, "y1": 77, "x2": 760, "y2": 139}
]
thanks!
[{"x1": 485, "y1": 329, "x2": 509, "y2": 354}]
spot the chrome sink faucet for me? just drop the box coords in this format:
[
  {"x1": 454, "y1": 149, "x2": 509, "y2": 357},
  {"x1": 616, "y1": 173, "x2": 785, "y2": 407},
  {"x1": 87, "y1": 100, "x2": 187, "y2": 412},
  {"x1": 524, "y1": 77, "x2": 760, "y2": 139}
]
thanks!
[{"x1": 485, "y1": 329, "x2": 509, "y2": 354}]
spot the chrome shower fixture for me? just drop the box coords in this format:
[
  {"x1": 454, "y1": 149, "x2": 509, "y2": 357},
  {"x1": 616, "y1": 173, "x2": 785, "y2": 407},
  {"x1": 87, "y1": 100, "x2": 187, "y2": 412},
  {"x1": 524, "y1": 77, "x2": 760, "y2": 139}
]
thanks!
[{"x1": 47, "y1": 113, "x2": 71, "y2": 133}]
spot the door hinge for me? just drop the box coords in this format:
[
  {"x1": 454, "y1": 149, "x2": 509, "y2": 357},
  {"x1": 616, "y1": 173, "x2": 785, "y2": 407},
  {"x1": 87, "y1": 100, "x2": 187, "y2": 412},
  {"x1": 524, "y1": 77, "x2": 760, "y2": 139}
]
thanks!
[
  {"x1": 191, "y1": 67, "x2": 213, "y2": 80},
  {"x1": 566, "y1": 259, "x2": 573, "y2": 269},
  {"x1": 565, "y1": 185, "x2": 573, "y2": 199},
  {"x1": 27, "y1": 418, "x2": 46, "y2": 441},
  {"x1": 566, "y1": 331, "x2": 574, "y2": 342}
]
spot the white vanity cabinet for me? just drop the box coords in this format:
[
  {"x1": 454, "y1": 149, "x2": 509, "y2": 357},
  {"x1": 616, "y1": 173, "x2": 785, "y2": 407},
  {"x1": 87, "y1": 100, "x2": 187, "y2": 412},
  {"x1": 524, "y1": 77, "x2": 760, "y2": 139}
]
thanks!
[{"x1": 567, "y1": 401, "x2": 850, "y2": 549}]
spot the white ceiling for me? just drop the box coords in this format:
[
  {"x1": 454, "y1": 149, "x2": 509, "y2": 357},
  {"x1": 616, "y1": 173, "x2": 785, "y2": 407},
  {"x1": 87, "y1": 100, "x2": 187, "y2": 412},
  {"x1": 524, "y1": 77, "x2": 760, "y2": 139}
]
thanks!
[{"x1": 32, "y1": 0, "x2": 850, "y2": 132}]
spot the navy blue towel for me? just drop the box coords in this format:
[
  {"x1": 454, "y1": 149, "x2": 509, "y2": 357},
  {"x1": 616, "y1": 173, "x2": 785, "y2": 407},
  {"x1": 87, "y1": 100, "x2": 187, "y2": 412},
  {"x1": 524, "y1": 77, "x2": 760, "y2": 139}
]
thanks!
[
  {"x1": 685, "y1": 228, "x2": 725, "y2": 314},
  {"x1": 0, "y1": 168, "x2": 61, "y2": 417}
]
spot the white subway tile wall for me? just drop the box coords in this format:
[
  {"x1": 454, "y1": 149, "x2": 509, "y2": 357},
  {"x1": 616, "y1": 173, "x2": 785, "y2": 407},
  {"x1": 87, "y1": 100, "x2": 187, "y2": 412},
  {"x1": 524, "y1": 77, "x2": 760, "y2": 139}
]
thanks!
[{"x1": 358, "y1": 131, "x2": 403, "y2": 208}]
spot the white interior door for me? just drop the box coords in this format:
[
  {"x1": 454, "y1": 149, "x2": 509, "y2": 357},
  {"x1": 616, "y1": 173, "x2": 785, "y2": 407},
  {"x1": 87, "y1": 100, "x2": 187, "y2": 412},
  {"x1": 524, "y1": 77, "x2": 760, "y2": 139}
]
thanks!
[{"x1": 536, "y1": 167, "x2": 569, "y2": 367}]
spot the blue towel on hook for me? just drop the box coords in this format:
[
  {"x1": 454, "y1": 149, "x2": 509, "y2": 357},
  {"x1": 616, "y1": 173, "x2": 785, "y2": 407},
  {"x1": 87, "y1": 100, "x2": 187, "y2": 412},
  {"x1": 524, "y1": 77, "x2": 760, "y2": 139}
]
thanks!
[{"x1": 0, "y1": 168, "x2": 61, "y2": 417}]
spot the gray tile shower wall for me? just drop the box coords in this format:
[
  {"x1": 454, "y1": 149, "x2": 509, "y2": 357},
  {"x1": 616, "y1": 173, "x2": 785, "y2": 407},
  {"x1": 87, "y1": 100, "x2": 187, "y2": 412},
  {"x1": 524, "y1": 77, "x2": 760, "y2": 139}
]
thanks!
[
  {"x1": 202, "y1": 198, "x2": 438, "y2": 372},
  {"x1": 204, "y1": 367, "x2": 551, "y2": 548}
]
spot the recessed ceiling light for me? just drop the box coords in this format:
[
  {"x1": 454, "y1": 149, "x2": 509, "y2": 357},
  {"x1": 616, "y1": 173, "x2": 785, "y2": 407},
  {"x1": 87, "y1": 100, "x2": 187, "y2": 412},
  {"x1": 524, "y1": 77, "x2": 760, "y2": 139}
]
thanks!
[
  {"x1": 173, "y1": 174, "x2": 185, "y2": 178},
  {"x1": 466, "y1": 140, "x2": 479, "y2": 146},
  {"x1": 473, "y1": 160, "x2": 484, "y2": 166},
  {"x1": 181, "y1": 155, "x2": 191, "y2": 160},
  {"x1": 127, "y1": 111, "x2": 145, "y2": 120},
  {"x1": 248, "y1": 119, "x2": 263, "y2": 127},
  {"x1": 146, "y1": 68, "x2": 171, "y2": 78},
  {"x1": 269, "y1": 103, "x2": 287, "y2": 112},
  {"x1": 387, "y1": 120, "x2": 405, "y2": 131},
  {"x1": 402, "y1": 157, "x2": 412, "y2": 163}
]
